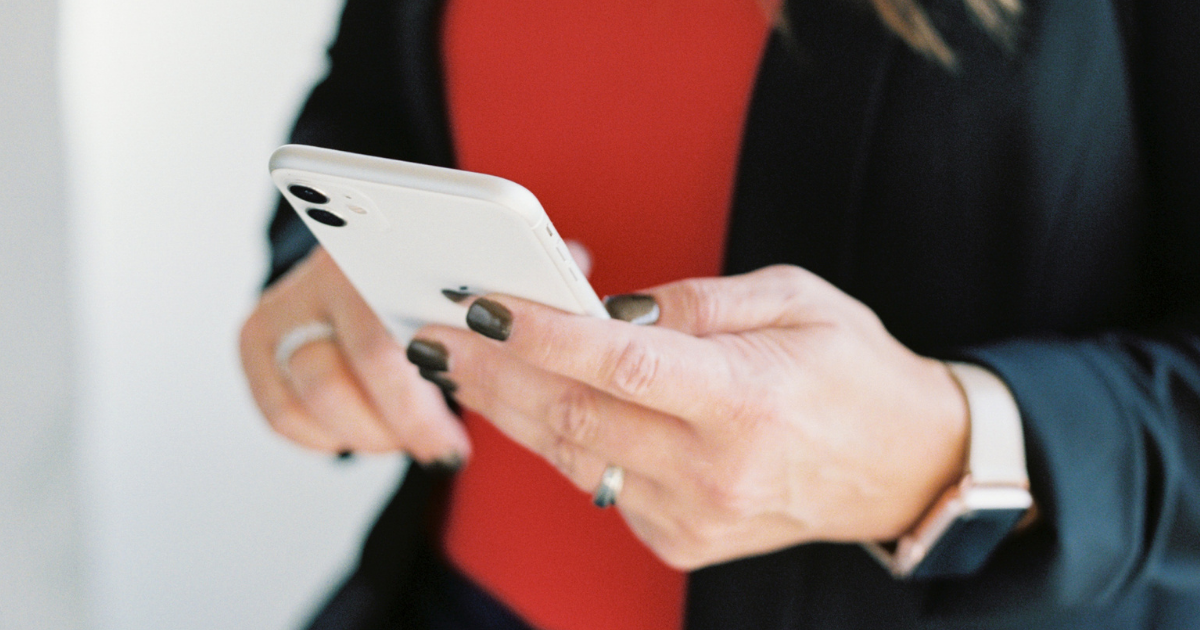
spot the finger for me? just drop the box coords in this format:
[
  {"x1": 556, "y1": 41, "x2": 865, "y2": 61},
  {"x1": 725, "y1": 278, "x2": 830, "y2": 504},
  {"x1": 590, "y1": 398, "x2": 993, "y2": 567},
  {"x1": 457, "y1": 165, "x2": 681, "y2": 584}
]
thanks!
[
  {"x1": 460, "y1": 296, "x2": 741, "y2": 422},
  {"x1": 417, "y1": 326, "x2": 696, "y2": 482},
  {"x1": 639, "y1": 265, "x2": 849, "y2": 336},
  {"x1": 537, "y1": 439, "x2": 668, "y2": 525},
  {"x1": 283, "y1": 338, "x2": 405, "y2": 453},
  {"x1": 329, "y1": 288, "x2": 470, "y2": 464},
  {"x1": 564, "y1": 239, "x2": 592, "y2": 278},
  {"x1": 242, "y1": 249, "x2": 401, "y2": 453},
  {"x1": 239, "y1": 313, "x2": 344, "y2": 452}
]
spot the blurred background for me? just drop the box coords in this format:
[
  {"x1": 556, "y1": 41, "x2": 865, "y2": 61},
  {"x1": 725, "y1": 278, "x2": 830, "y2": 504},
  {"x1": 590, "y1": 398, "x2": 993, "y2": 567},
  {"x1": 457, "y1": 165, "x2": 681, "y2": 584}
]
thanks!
[{"x1": 1, "y1": 1, "x2": 406, "y2": 628}]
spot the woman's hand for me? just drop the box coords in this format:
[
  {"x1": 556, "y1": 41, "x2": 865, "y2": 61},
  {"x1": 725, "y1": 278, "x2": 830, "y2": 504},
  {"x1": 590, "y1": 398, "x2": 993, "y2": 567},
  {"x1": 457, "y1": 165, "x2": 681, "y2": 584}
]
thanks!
[
  {"x1": 405, "y1": 265, "x2": 969, "y2": 570},
  {"x1": 239, "y1": 247, "x2": 469, "y2": 465}
]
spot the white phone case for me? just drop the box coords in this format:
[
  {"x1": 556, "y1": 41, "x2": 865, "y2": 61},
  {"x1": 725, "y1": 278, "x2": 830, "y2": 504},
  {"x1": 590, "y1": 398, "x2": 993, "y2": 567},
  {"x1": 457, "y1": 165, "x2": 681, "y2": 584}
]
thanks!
[{"x1": 269, "y1": 144, "x2": 607, "y2": 341}]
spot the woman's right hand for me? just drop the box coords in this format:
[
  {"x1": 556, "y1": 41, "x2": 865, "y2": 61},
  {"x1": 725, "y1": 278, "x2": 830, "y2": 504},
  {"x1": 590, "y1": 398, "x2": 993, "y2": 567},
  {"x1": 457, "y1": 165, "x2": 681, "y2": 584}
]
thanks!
[{"x1": 239, "y1": 246, "x2": 470, "y2": 465}]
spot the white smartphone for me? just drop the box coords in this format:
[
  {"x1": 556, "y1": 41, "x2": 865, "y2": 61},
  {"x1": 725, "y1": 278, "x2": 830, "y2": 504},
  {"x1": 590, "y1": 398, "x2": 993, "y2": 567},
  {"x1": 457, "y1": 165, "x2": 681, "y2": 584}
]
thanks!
[{"x1": 269, "y1": 144, "x2": 608, "y2": 342}]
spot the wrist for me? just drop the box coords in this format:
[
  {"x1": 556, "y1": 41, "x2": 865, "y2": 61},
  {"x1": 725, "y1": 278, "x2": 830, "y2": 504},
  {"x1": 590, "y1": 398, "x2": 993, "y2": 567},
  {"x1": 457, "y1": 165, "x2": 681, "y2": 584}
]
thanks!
[
  {"x1": 930, "y1": 358, "x2": 972, "y2": 496},
  {"x1": 866, "y1": 361, "x2": 1033, "y2": 578},
  {"x1": 892, "y1": 358, "x2": 971, "y2": 539}
]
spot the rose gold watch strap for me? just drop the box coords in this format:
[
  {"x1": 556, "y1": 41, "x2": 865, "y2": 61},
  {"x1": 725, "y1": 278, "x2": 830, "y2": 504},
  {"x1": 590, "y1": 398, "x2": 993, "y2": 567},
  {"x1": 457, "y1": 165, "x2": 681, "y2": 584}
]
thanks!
[
  {"x1": 863, "y1": 361, "x2": 1032, "y2": 578},
  {"x1": 946, "y1": 361, "x2": 1029, "y2": 487}
]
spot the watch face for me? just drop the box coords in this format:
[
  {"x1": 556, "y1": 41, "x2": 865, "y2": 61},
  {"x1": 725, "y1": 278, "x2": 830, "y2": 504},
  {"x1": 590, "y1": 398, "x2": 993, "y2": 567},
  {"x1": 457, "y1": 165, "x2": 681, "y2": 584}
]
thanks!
[{"x1": 910, "y1": 508, "x2": 1028, "y2": 579}]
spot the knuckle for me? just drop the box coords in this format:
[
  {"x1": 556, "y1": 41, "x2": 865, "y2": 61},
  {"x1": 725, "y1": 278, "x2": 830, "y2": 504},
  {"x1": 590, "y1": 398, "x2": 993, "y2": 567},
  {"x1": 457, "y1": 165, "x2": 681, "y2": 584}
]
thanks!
[
  {"x1": 764, "y1": 263, "x2": 819, "y2": 297},
  {"x1": 849, "y1": 298, "x2": 886, "y2": 330},
  {"x1": 607, "y1": 338, "x2": 662, "y2": 397},
  {"x1": 549, "y1": 386, "x2": 604, "y2": 446},
  {"x1": 764, "y1": 263, "x2": 807, "y2": 283},
  {"x1": 741, "y1": 387, "x2": 791, "y2": 430},
  {"x1": 677, "y1": 278, "x2": 722, "y2": 334},
  {"x1": 697, "y1": 464, "x2": 762, "y2": 522},
  {"x1": 546, "y1": 438, "x2": 584, "y2": 483}
]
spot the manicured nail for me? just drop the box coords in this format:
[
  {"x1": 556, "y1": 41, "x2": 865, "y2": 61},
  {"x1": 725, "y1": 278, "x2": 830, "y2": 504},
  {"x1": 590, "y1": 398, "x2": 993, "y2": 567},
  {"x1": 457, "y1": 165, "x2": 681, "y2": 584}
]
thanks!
[
  {"x1": 466, "y1": 298, "x2": 513, "y2": 341},
  {"x1": 335, "y1": 449, "x2": 355, "y2": 462},
  {"x1": 418, "y1": 367, "x2": 458, "y2": 395},
  {"x1": 441, "y1": 389, "x2": 463, "y2": 416},
  {"x1": 442, "y1": 288, "x2": 476, "y2": 304},
  {"x1": 424, "y1": 452, "x2": 465, "y2": 474},
  {"x1": 604, "y1": 294, "x2": 660, "y2": 325},
  {"x1": 406, "y1": 339, "x2": 449, "y2": 371}
]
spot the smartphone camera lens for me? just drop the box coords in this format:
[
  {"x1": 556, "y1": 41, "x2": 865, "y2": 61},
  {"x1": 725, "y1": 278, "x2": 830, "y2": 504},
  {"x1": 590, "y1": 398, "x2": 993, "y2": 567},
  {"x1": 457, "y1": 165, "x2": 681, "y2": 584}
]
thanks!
[
  {"x1": 289, "y1": 185, "x2": 329, "y2": 204},
  {"x1": 306, "y1": 208, "x2": 346, "y2": 227}
]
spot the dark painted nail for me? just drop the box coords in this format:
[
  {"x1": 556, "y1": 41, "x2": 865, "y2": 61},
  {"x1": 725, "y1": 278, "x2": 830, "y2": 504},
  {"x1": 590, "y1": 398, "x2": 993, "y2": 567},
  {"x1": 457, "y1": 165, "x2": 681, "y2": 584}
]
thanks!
[
  {"x1": 406, "y1": 339, "x2": 449, "y2": 371},
  {"x1": 441, "y1": 389, "x2": 462, "y2": 416},
  {"x1": 466, "y1": 298, "x2": 513, "y2": 341},
  {"x1": 423, "y1": 452, "x2": 465, "y2": 474},
  {"x1": 335, "y1": 449, "x2": 355, "y2": 462},
  {"x1": 442, "y1": 288, "x2": 475, "y2": 304},
  {"x1": 418, "y1": 367, "x2": 458, "y2": 395},
  {"x1": 604, "y1": 294, "x2": 660, "y2": 325}
]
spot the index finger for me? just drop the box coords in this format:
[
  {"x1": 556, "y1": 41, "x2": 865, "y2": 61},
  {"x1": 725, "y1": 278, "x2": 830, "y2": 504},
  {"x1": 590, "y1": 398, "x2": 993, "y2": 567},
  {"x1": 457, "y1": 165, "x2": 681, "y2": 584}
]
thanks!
[{"x1": 464, "y1": 295, "x2": 742, "y2": 422}]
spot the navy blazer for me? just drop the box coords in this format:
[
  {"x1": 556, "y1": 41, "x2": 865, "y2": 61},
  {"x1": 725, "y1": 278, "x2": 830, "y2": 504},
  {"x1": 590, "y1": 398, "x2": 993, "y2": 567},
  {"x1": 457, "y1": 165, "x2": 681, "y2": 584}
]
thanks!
[{"x1": 266, "y1": 0, "x2": 1200, "y2": 627}]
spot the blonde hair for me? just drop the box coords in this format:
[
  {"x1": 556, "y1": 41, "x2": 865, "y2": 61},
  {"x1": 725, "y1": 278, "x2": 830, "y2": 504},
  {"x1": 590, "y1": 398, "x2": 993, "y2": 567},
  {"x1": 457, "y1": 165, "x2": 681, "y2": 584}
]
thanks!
[{"x1": 761, "y1": 0, "x2": 1023, "y2": 68}]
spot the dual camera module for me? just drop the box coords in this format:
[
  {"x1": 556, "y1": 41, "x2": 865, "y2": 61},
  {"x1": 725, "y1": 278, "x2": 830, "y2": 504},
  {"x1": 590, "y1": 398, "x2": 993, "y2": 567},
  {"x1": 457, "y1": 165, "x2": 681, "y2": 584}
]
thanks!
[{"x1": 289, "y1": 185, "x2": 346, "y2": 227}]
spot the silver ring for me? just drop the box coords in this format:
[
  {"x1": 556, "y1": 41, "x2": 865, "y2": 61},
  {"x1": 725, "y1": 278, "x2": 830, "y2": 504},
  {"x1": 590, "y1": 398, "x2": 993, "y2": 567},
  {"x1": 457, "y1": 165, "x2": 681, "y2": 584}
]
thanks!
[
  {"x1": 275, "y1": 322, "x2": 335, "y2": 375},
  {"x1": 592, "y1": 464, "x2": 624, "y2": 508}
]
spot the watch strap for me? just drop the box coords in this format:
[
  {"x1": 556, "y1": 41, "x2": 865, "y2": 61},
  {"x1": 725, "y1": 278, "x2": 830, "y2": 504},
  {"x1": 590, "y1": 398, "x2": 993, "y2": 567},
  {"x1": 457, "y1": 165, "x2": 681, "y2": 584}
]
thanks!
[
  {"x1": 949, "y1": 361, "x2": 1028, "y2": 486},
  {"x1": 864, "y1": 361, "x2": 1032, "y2": 578}
]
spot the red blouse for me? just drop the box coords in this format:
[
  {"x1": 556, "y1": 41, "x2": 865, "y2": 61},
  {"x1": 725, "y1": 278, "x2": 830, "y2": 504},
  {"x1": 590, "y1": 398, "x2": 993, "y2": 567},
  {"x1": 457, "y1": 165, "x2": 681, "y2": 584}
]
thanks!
[{"x1": 440, "y1": 3, "x2": 769, "y2": 628}]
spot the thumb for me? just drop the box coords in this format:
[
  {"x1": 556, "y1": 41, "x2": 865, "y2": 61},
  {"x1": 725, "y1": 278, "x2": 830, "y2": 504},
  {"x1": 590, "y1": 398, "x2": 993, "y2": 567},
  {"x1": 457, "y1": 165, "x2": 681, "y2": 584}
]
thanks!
[
  {"x1": 609, "y1": 265, "x2": 845, "y2": 336},
  {"x1": 564, "y1": 239, "x2": 593, "y2": 278}
]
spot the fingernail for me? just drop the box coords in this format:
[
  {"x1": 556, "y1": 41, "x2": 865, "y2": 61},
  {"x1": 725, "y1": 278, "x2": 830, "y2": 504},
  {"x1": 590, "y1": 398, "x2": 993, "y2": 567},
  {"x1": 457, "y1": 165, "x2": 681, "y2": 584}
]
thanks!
[
  {"x1": 423, "y1": 452, "x2": 465, "y2": 474},
  {"x1": 406, "y1": 339, "x2": 449, "y2": 371},
  {"x1": 604, "y1": 294, "x2": 660, "y2": 325},
  {"x1": 418, "y1": 367, "x2": 458, "y2": 395},
  {"x1": 466, "y1": 298, "x2": 512, "y2": 341},
  {"x1": 442, "y1": 288, "x2": 476, "y2": 304},
  {"x1": 335, "y1": 449, "x2": 355, "y2": 462}
]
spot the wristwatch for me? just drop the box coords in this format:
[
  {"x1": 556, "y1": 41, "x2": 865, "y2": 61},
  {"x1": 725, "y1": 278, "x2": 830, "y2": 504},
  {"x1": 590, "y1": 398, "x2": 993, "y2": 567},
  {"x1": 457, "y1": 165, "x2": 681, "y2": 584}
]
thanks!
[{"x1": 864, "y1": 362, "x2": 1034, "y2": 579}]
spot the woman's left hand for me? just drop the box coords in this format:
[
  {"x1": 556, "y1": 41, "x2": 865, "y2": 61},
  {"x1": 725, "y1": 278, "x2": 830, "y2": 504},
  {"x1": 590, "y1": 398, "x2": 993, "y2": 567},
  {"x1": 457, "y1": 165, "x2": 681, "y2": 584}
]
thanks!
[{"x1": 406, "y1": 265, "x2": 969, "y2": 570}]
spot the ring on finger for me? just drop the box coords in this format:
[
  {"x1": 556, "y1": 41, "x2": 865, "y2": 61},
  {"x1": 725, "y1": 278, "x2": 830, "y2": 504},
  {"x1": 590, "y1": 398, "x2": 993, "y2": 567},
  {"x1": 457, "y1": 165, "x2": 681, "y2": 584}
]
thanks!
[
  {"x1": 593, "y1": 464, "x2": 625, "y2": 509},
  {"x1": 275, "y1": 322, "x2": 335, "y2": 377}
]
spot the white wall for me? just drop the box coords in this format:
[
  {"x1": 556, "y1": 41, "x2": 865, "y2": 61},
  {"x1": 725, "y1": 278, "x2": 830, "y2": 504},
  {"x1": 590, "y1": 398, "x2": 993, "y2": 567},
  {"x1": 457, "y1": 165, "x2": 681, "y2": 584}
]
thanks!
[
  {"x1": 56, "y1": 1, "x2": 406, "y2": 628},
  {"x1": 0, "y1": 1, "x2": 81, "y2": 628}
]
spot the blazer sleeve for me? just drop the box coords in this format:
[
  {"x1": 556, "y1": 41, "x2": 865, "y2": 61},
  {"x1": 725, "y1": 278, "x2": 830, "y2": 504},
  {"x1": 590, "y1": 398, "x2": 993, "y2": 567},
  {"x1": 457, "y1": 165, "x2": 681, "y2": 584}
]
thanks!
[
  {"x1": 934, "y1": 0, "x2": 1200, "y2": 616},
  {"x1": 264, "y1": 0, "x2": 450, "y2": 287},
  {"x1": 694, "y1": 0, "x2": 1200, "y2": 626}
]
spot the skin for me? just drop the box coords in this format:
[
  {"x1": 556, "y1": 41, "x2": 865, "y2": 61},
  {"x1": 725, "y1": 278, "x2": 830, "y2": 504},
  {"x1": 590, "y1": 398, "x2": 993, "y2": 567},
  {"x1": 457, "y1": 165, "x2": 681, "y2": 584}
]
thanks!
[
  {"x1": 240, "y1": 246, "x2": 968, "y2": 570},
  {"x1": 240, "y1": 247, "x2": 469, "y2": 462}
]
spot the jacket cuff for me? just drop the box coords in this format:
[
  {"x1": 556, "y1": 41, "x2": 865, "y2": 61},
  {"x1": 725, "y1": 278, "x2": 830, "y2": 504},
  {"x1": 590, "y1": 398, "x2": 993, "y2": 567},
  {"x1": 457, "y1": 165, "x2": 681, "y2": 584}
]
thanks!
[
  {"x1": 265, "y1": 195, "x2": 318, "y2": 288},
  {"x1": 947, "y1": 338, "x2": 1149, "y2": 608}
]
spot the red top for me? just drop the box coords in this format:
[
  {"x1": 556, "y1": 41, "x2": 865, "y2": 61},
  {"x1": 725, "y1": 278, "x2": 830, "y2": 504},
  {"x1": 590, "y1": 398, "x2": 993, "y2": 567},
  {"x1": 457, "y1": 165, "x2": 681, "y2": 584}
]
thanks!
[{"x1": 440, "y1": 3, "x2": 769, "y2": 628}]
